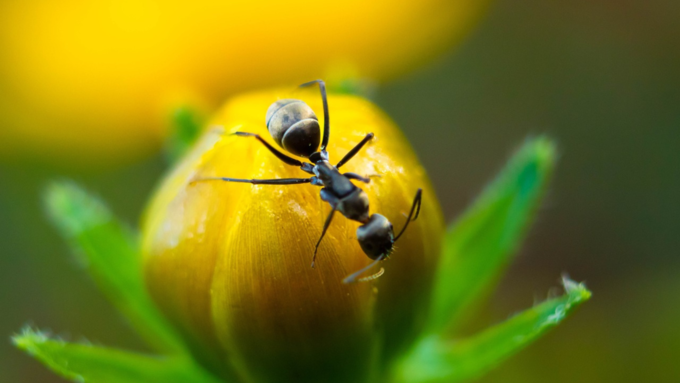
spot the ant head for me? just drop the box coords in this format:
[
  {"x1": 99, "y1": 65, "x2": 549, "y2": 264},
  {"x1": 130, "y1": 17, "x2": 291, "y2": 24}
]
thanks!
[
  {"x1": 356, "y1": 214, "x2": 394, "y2": 260},
  {"x1": 265, "y1": 99, "x2": 321, "y2": 158}
]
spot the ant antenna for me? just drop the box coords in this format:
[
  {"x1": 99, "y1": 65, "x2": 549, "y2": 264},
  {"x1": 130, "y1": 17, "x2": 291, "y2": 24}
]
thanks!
[
  {"x1": 394, "y1": 188, "x2": 422, "y2": 242},
  {"x1": 299, "y1": 80, "x2": 329, "y2": 151},
  {"x1": 342, "y1": 255, "x2": 386, "y2": 284}
]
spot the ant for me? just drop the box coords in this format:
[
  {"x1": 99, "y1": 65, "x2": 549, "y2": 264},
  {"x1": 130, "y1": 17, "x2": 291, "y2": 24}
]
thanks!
[{"x1": 193, "y1": 80, "x2": 422, "y2": 283}]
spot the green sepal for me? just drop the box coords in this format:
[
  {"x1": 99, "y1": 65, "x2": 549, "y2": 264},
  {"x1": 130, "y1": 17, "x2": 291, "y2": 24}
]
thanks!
[
  {"x1": 326, "y1": 78, "x2": 377, "y2": 99},
  {"x1": 13, "y1": 328, "x2": 221, "y2": 383},
  {"x1": 166, "y1": 106, "x2": 204, "y2": 163},
  {"x1": 429, "y1": 137, "x2": 556, "y2": 332},
  {"x1": 44, "y1": 181, "x2": 185, "y2": 353},
  {"x1": 394, "y1": 278, "x2": 591, "y2": 383}
]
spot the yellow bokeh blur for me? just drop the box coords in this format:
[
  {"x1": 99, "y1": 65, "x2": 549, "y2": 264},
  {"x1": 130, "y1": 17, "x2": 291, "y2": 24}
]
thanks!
[{"x1": 0, "y1": 0, "x2": 489, "y2": 167}]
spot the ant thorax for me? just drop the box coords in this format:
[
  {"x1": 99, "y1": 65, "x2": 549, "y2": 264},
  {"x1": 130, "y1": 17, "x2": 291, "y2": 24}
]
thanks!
[
  {"x1": 313, "y1": 161, "x2": 354, "y2": 196},
  {"x1": 193, "y1": 80, "x2": 422, "y2": 283}
]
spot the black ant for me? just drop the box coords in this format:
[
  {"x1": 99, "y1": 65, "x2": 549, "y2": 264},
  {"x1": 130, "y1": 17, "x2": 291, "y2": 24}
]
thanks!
[{"x1": 193, "y1": 80, "x2": 422, "y2": 283}]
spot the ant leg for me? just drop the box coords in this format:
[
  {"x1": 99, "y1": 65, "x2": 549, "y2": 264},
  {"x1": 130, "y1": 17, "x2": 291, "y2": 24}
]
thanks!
[
  {"x1": 299, "y1": 80, "x2": 330, "y2": 151},
  {"x1": 336, "y1": 133, "x2": 375, "y2": 168},
  {"x1": 191, "y1": 177, "x2": 312, "y2": 185},
  {"x1": 311, "y1": 207, "x2": 337, "y2": 268},
  {"x1": 231, "y1": 132, "x2": 309, "y2": 169},
  {"x1": 342, "y1": 254, "x2": 386, "y2": 284},
  {"x1": 394, "y1": 188, "x2": 422, "y2": 242},
  {"x1": 343, "y1": 172, "x2": 371, "y2": 183}
]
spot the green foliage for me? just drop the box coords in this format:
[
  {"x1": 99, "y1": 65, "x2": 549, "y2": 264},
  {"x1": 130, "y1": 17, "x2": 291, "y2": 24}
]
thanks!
[
  {"x1": 389, "y1": 137, "x2": 592, "y2": 383},
  {"x1": 166, "y1": 106, "x2": 204, "y2": 163},
  {"x1": 44, "y1": 181, "x2": 184, "y2": 353},
  {"x1": 17, "y1": 137, "x2": 588, "y2": 383},
  {"x1": 394, "y1": 278, "x2": 590, "y2": 383},
  {"x1": 13, "y1": 328, "x2": 221, "y2": 383},
  {"x1": 429, "y1": 137, "x2": 556, "y2": 333},
  {"x1": 328, "y1": 79, "x2": 377, "y2": 99}
]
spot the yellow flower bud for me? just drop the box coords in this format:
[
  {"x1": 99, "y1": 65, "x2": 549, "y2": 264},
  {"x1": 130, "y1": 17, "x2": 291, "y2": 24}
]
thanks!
[
  {"x1": 142, "y1": 88, "x2": 444, "y2": 382},
  {"x1": 0, "y1": 0, "x2": 489, "y2": 166}
]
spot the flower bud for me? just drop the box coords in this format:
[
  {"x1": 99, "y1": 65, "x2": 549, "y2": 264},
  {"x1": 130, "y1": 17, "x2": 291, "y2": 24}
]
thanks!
[{"x1": 142, "y1": 88, "x2": 444, "y2": 382}]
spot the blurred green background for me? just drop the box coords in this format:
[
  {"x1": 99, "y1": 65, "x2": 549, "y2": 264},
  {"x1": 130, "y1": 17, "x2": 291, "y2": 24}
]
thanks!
[{"x1": 2, "y1": 0, "x2": 679, "y2": 382}]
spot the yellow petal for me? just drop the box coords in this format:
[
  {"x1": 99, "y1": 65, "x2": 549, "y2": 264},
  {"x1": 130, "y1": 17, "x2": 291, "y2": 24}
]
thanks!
[
  {"x1": 142, "y1": 87, "x2": 444, "y2": 381},
  {"x1": 0, "y1": 0, "x2": 490, "y2": 166}
]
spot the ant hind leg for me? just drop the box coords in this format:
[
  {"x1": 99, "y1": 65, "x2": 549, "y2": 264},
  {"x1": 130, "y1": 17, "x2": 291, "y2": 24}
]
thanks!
[
  {"x1": 311, "y1": 207, "x2": 337, "y2": 268},
  {"x1": 190, "y1": 177, "x2": 312, "y2": 185}
]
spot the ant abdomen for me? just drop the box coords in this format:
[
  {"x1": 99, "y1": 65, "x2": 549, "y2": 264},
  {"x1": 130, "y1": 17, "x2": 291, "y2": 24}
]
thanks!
[{"x1": 265, "y1": 99, "x2": 321, "y2": 157}]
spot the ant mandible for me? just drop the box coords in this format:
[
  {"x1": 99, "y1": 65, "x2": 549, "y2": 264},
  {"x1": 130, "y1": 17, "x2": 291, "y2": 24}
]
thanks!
[{"x1": 193, "y1": 80, "x2": 422, "y2": 283}]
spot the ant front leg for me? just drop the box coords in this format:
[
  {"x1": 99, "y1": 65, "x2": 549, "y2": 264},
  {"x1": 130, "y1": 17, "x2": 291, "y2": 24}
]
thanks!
[
  {"x1": 342, "y1": 254, "x2": 386, "y2": 284},
  {"x1": 336, "y1": 133, "x2": 375, "y2": 168},
  {"x1": 231, "y1": 132, "x2": 314, "y2": 174}
]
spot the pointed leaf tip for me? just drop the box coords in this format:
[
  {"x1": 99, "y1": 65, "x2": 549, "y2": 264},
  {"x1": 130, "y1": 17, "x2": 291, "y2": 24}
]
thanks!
[
  {"x1": 561, "y1": 275, "x2": 592, "y2": 305},
  {"x1": 429, "y1": 137, "x2": 557, "y2": 333},
  {"x1": 13, "y1": 327, "x2": 221, "y2": 383},
  {"x1": 42, "y1": 181, "x2": 185, "y2": 354},
  {"x1": 394, "y1": 277, "x2": 591, "y2": 383},
  {"x1": 44, "y1": 180, "x2": 111, "y2": 238}
]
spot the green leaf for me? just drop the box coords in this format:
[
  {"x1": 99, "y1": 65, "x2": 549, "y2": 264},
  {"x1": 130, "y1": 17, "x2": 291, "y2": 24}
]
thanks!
[
  {"x1": 394, "y1": 278, "x2": 591, "y2": 383},
  {"x1": 328, "y1": 78, "x2": 376, "y2": 98},
  {"x1": 13, "y1": 328, "x2": 221, "y2": 383},
  {"x1": 429, "y1": 137, "x2": 556, "y2": 332},
  {"x1": 166, "y1": 106, "x2": 204, "y2": 163},
  {"x1": 44, "y1": 181, "x2": 185, "y2": 353}
]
